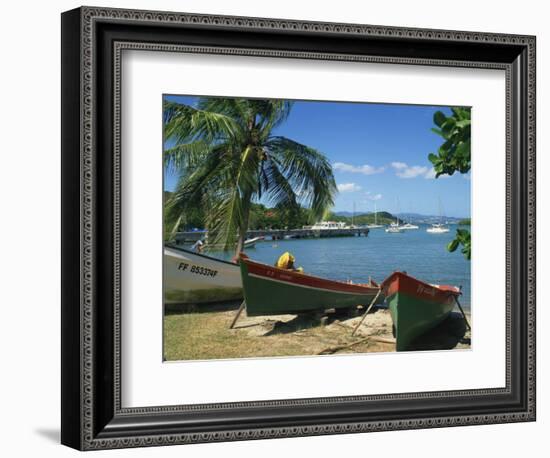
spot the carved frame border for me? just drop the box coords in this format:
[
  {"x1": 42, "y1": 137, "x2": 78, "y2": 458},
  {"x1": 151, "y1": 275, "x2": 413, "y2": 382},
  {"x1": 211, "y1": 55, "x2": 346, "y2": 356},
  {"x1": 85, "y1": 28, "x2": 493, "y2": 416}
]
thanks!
[{"x1": 62, "y1": 6, "x2": 536, "y2": 450}]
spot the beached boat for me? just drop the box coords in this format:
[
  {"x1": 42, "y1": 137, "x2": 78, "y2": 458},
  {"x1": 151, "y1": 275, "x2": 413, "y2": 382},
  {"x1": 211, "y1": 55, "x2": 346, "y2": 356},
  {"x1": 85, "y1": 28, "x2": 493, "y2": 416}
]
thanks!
[
  {"x1": 381, "y1": 271, "x2": 461, "y2": 351},
  {"x1": 164, "y1": 245, "x2": 242, "y2": 304},
  {"x1": 239, "y1": 254, "x2": 382, "y2": 316}
]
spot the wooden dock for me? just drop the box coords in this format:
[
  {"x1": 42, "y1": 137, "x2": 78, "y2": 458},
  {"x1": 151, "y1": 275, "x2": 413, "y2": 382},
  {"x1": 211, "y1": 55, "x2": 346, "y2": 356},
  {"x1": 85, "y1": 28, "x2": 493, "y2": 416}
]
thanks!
[{"x1": 174, "y1": 227, "x2": 369, "y2": 244}]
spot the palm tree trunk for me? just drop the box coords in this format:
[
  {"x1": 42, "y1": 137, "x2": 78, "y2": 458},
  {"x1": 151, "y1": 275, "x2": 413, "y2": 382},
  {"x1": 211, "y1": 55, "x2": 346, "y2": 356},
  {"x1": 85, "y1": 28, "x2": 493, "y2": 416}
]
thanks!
[{"x1": 234, "y1": 205, "x2": 250, "y2": 258}]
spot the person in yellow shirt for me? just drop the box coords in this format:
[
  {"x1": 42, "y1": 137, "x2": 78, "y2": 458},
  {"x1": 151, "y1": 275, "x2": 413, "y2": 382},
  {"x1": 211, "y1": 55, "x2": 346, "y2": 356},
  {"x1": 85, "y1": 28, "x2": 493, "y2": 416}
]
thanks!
[{"x1": 276, "y1": 252, "x2": 304, "y2": 272}]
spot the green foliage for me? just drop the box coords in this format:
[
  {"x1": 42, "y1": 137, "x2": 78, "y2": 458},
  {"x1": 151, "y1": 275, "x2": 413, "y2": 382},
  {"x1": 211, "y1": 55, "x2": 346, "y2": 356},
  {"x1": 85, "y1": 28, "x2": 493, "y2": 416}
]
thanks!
[
  {"x1": 429, "y1": 107, "x2": 471, "y2": 178},
  {"x1": 429, "y1": 107, "x2": 472, "y2": 261},
  {"x1": 447, "y1": 229, "x2": 471, "y2": 260},
  {"x1": 458, "y1": 218, "x2": 471, "y2": 226},
  {"x1": 248, "y1": 203, "x2": 312, "y2": 230},
  {"x1": 163, "y1": 98, "x2": 337, "y2": 254},
  {"x1": 329, "y1": 211, "x2": 401, "y2": 226}
]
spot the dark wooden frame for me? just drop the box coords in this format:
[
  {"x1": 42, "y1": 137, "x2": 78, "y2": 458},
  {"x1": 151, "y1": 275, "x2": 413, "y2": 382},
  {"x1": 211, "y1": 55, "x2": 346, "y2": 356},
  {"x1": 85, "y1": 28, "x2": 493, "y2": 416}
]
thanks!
[{"x1": 61, "y1": 6, "x2": 536, "y2": 450}]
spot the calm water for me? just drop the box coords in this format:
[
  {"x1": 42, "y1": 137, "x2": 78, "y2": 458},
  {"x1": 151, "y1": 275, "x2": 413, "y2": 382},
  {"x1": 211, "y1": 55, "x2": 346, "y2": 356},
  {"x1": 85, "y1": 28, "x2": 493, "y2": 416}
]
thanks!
[{"x1": 208, "y1": 224, "x2": 471, "y2": 309}]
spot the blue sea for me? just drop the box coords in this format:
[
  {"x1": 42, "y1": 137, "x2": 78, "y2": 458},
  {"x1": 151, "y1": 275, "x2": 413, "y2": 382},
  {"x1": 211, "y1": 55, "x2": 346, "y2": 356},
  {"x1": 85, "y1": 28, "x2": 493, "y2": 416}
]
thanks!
[{"x1": 209, "y1": 224, "x2": 471, "y2": 309}]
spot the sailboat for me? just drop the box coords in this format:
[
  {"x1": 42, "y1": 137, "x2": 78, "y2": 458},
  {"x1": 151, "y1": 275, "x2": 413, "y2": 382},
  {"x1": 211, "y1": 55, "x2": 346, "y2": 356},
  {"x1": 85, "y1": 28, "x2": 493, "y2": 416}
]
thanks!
[
  {"x1": 401, "y1": 222, "x2": 419, "y2": 230},
  {"x1": 400, "y1": 202, "x2": 419, "y2": 230},
  {"x1": 385, "y1": 222, "x2": 404, "y2": 233},
  {"x1": 427, "y1": 198, "x2": 450, "y2": 233},
  {"x1": 386, "y1": 199, "x2": 404, "y2": 233},
  {"x1": 401, "y1": 215, "x2": 419, "y2": 230},
  {"x1": 367, "y1": 202, "x2": 384, "y2": 229}
]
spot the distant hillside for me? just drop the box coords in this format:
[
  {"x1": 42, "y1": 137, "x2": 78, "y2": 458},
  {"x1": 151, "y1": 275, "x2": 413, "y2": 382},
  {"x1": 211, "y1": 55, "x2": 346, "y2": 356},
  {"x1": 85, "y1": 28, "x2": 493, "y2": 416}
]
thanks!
[
  {"x1": 330, "y1": 212, "x2": 402, "y2": 226},
  {"x1": 334, "y1": 210, "x2": 469, "y2": 224}
]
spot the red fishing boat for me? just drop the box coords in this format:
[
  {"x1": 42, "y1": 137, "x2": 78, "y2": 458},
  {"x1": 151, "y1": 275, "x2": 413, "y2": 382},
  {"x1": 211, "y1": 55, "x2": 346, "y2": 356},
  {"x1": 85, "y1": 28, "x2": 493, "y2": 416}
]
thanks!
[
  {"x1": 239, "y1": 254, "x2": 382, "y2": 316},
  {"x1": 381, "y1": 271, "x2": 461, "y2": 351}
]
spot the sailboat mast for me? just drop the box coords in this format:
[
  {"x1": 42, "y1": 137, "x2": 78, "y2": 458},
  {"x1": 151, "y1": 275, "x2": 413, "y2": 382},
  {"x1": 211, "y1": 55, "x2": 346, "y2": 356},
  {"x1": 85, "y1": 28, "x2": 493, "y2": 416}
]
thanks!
[{"x1": 374, "y1": 202, "x2": 377, "y2": 225}]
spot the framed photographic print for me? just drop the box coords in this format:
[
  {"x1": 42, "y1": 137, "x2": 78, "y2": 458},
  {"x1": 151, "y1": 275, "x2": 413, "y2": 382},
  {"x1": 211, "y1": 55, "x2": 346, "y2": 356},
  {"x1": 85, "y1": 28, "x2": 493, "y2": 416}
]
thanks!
[{"x1": 61, "y1": 6, "x2": 536, "y2": 450}]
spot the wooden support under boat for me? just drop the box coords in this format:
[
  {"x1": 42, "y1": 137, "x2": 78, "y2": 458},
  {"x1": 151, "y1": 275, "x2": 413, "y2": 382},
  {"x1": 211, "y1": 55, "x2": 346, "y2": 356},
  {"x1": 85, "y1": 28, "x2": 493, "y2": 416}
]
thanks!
[
  {"x1": 229, "y1": 300, "x2": 246, "y2": 329},
  {"x1": 453, "y1": 294, "x2": 471, "y2": 331},
  {"x1": 351, "y1": 288, "x2": 382, "y2": 336}
]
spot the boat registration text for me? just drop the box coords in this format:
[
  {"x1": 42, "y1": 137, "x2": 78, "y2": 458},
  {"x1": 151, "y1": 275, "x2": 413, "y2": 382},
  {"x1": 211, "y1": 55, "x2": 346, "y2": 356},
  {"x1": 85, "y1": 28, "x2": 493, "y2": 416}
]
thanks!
[{"x1": 177, "y1": 262, "x2": 218, "y2": 278}]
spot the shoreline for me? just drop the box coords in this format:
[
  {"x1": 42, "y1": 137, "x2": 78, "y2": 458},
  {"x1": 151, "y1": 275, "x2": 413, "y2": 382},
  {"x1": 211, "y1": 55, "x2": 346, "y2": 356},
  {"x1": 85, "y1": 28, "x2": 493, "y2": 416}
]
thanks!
[{"x1": 163, "y1": 306, "x2": 471, "y2": 362}]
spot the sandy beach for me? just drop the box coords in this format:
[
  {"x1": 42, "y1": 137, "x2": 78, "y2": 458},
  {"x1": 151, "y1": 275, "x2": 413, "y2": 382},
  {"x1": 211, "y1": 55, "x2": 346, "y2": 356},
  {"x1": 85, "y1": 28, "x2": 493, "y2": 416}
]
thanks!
[{"x1": 164, "y1": 304, "x2": 471, "y2": 361}]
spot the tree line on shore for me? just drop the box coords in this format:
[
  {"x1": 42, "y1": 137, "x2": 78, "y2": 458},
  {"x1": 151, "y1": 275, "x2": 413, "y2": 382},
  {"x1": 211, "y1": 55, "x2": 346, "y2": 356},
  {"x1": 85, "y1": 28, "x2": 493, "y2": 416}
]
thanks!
[{"x1": 165, "y1": 191, "x2": 400, "y2": 234}]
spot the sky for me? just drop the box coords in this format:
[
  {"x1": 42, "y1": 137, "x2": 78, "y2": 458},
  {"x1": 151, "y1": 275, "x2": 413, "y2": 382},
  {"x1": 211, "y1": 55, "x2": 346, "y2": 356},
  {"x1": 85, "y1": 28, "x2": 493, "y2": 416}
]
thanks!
[{"x1": 164, "y1": 95, "x2": 471, "y2": 218}]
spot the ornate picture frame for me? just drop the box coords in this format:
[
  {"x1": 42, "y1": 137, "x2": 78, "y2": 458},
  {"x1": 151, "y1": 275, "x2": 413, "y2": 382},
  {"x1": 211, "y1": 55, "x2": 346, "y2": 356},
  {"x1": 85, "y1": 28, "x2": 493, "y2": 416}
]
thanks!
[{"x1": 61, "y1": 6, "x2": 536, "y2": 450}]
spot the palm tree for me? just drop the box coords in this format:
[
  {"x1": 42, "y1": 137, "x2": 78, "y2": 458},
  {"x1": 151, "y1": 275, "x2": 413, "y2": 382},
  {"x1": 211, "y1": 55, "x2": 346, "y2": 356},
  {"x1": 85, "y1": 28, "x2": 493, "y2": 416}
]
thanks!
[{"x1": 164, "y1": 97, "x2": 337, "y2": 256}]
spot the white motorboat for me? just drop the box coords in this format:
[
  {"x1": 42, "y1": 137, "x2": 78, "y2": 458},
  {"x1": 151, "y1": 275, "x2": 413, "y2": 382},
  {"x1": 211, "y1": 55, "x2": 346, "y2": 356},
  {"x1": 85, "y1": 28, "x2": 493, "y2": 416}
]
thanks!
[
  {"x1": 164, "y1": 245, "x2": 242, "y2": 304},
  {"x1": 385, "y1": 202, "x2": 403, "y2": 233},
  {"x1": 385, "y1": 224, "x2": 404, "y2": 233},
  {"x1": 401, "y1": 222, "x2": 419, "y2": 230},
  {"x1": 426, "y1": 223, "x2": 450, "y2": 233},
  {"x1": 243, "y1": 236, "x2": 264, "y2": 248},
  {"x1": 426, "y1": 198, "x2": 450, "y2": 234},
  {"x1": 311, "y1": 221, "x2": 350, "y2": 230}
]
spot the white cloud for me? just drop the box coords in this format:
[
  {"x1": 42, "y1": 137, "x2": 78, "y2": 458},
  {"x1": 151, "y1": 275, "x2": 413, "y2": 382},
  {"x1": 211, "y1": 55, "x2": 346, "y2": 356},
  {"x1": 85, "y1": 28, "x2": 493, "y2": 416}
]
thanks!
[
  {"x1": 365, "y1": 191, "x2": 382, "y2": 201},
  {"x1": 391, "y1": 162, "x2": 430, "y2": 178},
  {"x1": 424, "y1": 168, "x2": 437, "y2": 179},
  {"x1": 337, "y1": 182, "x2": 362, "y2": 193},
  {"x1": 424, "y1": 168, "x2": 453, "y2": 179},
  {"x1": 390, "y1": 162, "x2": 447, "y2": 179},
  {"x1": 333, "y1": 162, "x2": 385, "y2": 175},
  {"x1": 390, "y1": 161, "x2": 408, "y2": 171}
]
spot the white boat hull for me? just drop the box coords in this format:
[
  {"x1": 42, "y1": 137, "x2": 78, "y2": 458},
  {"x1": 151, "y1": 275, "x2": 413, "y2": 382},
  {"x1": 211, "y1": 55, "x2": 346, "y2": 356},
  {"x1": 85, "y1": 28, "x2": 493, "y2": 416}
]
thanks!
[{"x1": 164, "y1": 246, "x2": 242, "y2": 304}]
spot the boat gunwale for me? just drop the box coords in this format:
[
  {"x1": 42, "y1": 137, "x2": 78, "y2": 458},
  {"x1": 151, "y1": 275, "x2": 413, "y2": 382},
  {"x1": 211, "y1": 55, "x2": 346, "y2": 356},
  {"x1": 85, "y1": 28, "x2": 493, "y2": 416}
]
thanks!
[
  {"x1": 240, "y1": 254, "x2": 380, "y2": 295},
  {"x1": 381, "y1": 271, "x2": 460, "y2": 303},
  {"x1": 165, "y1": 244, "x2": 238, "y2": 267}
]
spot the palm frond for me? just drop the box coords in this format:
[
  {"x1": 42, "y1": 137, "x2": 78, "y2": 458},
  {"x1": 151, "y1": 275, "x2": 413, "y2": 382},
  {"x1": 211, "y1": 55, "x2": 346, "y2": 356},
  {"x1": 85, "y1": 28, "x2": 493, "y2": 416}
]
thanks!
[
  {"x1": 255, "y1": 100, "x2": 294, "y2": 138},
  {"x1": 196, "y1": 97, "x2": 249, "y2": 130},
  {"x1": 205, "y1": 145, "x2": 262, "y2": 249},
  {"x1": 266, "y1": 136, "x2": 336, "y2": 219},
  {"x1": 163, "y1": 140, "x2": 212, "y2": 173},
  {"x1": 164, "y1": 149, "x2": 226, "y2": 232},
  {"x1": 164, "y1": 100, "x2": 243, "y2": 144},
  {"x1": 259, "y1": 156, "x2": 298, "y2": 210}
]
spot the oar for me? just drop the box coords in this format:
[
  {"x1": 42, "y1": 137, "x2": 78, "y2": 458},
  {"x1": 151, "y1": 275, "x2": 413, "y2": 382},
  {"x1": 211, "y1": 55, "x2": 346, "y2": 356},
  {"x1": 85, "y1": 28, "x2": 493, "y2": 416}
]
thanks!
[
  {"x1": 229, "y1": 300, "x2": 246, "y2": 329},
  {"x1": 453, "y1": 288, "x2": 471, "y2": 331},
  {"x1": 351, "y1": 288, "x2": 382, "y2": 336}
]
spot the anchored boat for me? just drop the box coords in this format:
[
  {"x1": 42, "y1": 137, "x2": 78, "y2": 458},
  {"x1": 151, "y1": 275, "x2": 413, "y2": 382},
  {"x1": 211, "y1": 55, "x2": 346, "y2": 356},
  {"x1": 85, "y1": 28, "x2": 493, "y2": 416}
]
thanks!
[
  {"x1": 206, "y1": 236, "x2": 264, "y2": 250},
  {"x1": 239, "y1": 254, "x2": 382, "y2": 316},
  {"x1": 385, "y1": 222, "x2": 404, "y2": 233},
  {"x1": 427, "y1": 197, "x2": 450, "y2": 233},
  {"x1": 426, "y1": 223, "x2": 450, "y2": 233},
  {"x1": 164, "y1": 245, "x2": 242, "y2": 304},
  {"x1": 381, "y1": 271, "x2": 461, "y2": 351}
]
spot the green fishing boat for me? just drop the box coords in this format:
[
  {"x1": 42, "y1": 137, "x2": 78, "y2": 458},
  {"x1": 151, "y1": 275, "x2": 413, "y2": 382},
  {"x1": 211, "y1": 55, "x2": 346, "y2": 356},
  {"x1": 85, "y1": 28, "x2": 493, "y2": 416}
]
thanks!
[
  {"x1": 239, "y1": 254, "x2": 381, "y2": 316},
  {"x1": 381, "y1": 271, "x2": 461, "y2": 351}
]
